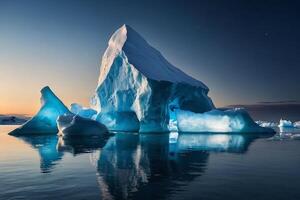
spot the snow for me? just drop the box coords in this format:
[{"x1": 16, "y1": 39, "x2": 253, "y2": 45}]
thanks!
[
  {"x1": 70, "y1": 103, "x2": 97, "y2": 119},
  {"x1": 93, "y1": 24, "x2": 214, "y2": 132},
  {"x1": 57, "y1": 114, "x2": 108, "y2": 137},
  {"x1": 176, "y1": 108, "x2": 274, "y2": 133},
  {"x1": 98, "y1": 24, "x2": 208, "y2": 88},
  {"x1": 9, "y1": 86, "x2": 71, "y2": 135}
]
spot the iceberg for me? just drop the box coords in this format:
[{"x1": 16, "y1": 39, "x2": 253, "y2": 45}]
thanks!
[
  {"x1": 9, "y1": 86, "x2": 71, "y2": 135},
  {"x1": 278, "y1": 119, "x2": 294, "y2": 127},
  {"x1": 92, "y1": 24, "x2": 214, "y2": 132},
  {"x1": 57, "y1": 114, "x2": 108, "y2": 137},
  {"x1": 70, "y1": 103, "x2": 97, "y2": 119},
  {"x1": 294, "y1": 121, "x2": 300, "y2": 128},
  {"x1": 255, "y1": 120, "x2": 278, "y2": 128},
  {"x1": 175, "y1": 108, "x2": 274, "y2": 133}
]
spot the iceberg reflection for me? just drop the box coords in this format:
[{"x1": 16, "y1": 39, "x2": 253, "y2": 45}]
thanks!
[
  {"x1": 16, "y1": 135, "x2": 63, "y2": 173},
  {"x1": 97, "y1": 133, "x2": 209, "y2": 200},
  {"x1": 173, "y1": 133, "x2": 247, "y2": 153},
  {"x1": 13, "y1": 130, "x2": 272, "y2": 199}
]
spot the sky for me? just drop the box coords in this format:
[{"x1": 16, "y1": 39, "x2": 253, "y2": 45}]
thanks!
[{"x1": 0, "y1": 0, "x2": 300, "y2": 115}]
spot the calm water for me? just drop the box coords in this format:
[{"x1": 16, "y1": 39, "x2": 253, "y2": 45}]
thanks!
[{"x1": 1, "y1": 125, "x2": 300, "y2": 200}]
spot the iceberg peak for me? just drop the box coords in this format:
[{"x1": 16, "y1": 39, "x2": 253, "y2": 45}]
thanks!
[{"x1": 98, "y1": 24, "x2": 208, "y2": 89}]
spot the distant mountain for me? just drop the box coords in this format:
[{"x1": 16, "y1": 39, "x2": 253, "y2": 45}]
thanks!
[
  {"x1": 0, "y1": 114, "x2": 29, "y2": 125},
  {"x1": 224, "y1": 102, "x2": 300, "y2": 122}
]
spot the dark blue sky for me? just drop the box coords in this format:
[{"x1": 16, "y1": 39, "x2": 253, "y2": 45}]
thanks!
[{"x1": 0, "y1": 0, "x2": 300, "y2": 114}]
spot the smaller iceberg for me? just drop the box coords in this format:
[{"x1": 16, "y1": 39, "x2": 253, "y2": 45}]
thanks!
[
  {"x1": 294, "y1": 121, "x2": 300, "y2": 128},
  {"x1": 256, "y1": 120, "x2": 278, "y2": 128},
  {"x1": 278, "y1": 119, "x2": 294, "y2": 128},
  {"x1": 176, "y1": 108, "x2": 274, "y2": 133},
  {"x1": 9, "y1": 86, "x2": 71, "y2": 135},
  {"x1": 70, "y1": 103, "x2": 97, "y2": 119},
  {"x1": 57, "y1": 114, "x2": 108, "y2": 137}
]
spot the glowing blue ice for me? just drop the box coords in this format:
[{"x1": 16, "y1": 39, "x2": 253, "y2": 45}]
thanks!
[
  {"x1": 70, "y1": 103, "x2": 97, "y2": 119},
  {"x1": 9, "y1": 86, "x2": 71, "y2": 135}
]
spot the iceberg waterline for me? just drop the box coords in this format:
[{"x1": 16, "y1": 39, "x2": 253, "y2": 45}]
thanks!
[{"x1": 10, "y1": 24, "x2": 275, "y2": 134}]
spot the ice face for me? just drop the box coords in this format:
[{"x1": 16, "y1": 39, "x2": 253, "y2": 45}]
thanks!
[
  {"x1": 93, "y1": 24, "x2": 214, "y2": 132},
  {"x1": 70, "y1": 103, "x2": 97, "y2": 119},
  {"x1": 9, "y1": 86, "x2": 71, "y2": 135},
  {"x1": 176, "y1": 108, "x2": 274, "y2": 133},
  {"x1": 57, "y1": 114, "x2": 108, "y2": 137}
]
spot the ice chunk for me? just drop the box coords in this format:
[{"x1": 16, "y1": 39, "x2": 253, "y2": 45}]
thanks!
[
  {"x1": 255, "y1": 120, "x2": 278, "y2": 128},
  {"x1": 294, "y1": 121, "x2": 300, "y2": 127},
  {"x1": 278, "y1": 119, "x2": 294, "y2": 127},
  {"x1": 70, "y1": 103, "x2": 97, "y2": 119},
  {"x1": 93, "y1": 24, "x2": 214, "y2": 132},
  {"x1": 9, "y1": 86, "x2": 71, "y2": 135},
  {"x1": 176, "y1": 108, "x2": 274, "y2": 133},
  {"x1": 57, "y1": 114, "x2": 108, "y2": 137}
]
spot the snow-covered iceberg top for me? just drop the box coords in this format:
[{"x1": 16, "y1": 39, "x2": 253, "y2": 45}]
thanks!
[
  {"x1": 98, "y1": 24, "x2": 208, "y2": 89},
  {"x1": 9, "y1": 86, "x2": 71, "y2": 135}
]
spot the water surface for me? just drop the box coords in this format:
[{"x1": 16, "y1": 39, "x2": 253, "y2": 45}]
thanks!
[{"x1": 1, "y1": 125, "x2": 300, "y2": 200}]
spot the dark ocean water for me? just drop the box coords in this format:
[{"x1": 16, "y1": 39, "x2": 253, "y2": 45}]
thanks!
[{"x1": 1, "y1": 117, "x2": 300, "y2": 200}]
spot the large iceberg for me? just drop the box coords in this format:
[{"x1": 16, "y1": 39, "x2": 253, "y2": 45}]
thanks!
[
  {"x1": 91, "y1": 24, "x2": 273, "y2": 133},
  {"x1": 92, "y1": 24, "x2": 214, "y2": 132},
  {"x1": 9, "y1": 86, "x2": 71, "y2": 135}
]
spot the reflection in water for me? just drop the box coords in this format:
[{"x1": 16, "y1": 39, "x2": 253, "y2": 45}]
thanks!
[
  {"x1": 15, "y1": 135, "x2": 109, "y2": 172},
  {"x1": 174, "y1": 133, "x2": 252, "y2": 153},
  {"x1": 57, "y1": 136, "x2": 109, "y2": 155},
  {"x1": 96, "y1": 132, "x2": 264, "y2": 200},
  {"x1": 13, "y1": 131, "x2": 271, "y2": 199},
  {"x1": 16, "y1": 136, "x2": 63, "y2": 173}
]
